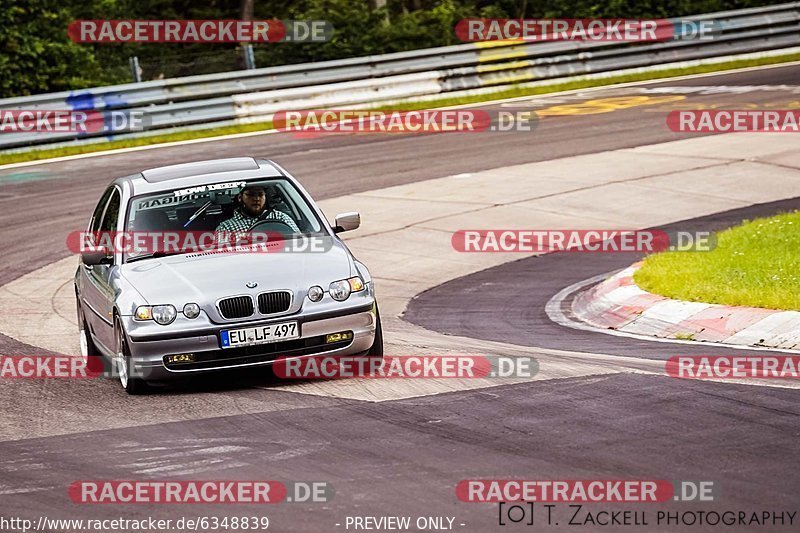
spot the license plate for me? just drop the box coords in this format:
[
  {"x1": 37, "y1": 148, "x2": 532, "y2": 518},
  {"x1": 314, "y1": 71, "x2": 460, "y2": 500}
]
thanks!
[{"x1": 220, "y1": 321, "x2": 299, "y2": 348}]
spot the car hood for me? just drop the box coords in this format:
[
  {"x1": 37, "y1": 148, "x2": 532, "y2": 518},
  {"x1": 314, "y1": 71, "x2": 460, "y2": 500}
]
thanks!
[{"x1": 119, "y1": 237, "x2": 354, "y2": 309}]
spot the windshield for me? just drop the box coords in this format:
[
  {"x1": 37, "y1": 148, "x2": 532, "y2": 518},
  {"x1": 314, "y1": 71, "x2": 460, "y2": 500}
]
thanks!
[{"x1": 125, "y1": 178, "x2": 325, "y2": 261}]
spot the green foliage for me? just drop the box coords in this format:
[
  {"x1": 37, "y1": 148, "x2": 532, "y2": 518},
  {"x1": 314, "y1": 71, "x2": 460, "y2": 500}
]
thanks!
[
  {"x1": 0, "y1": 0, "x2": 791, "y2": 97},
  {"x1": 0, "y1": 0, "x2": 113, "y2": 97}
]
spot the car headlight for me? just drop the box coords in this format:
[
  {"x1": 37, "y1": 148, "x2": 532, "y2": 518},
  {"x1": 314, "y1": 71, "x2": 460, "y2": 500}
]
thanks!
[
  {"x1": 329, "y1": 280, "x2": 350, "y2": 301},
  {"x1": 329, "y1": 277, "x2": 365, "y2": 301},
  {"x1": 152, "y1": 305, "x2": 177, "y2": 325},
  {"x1": 183, "y1": 303, "x2": 200, "y2": 319},
  {"x1": 307, "y1": 285, "x2": 324, "y2": 302}
]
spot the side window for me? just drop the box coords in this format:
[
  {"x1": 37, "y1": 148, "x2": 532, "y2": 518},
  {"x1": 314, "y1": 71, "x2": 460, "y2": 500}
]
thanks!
[
  {"x1": 90, "y1": 187, "x2": 114, "y2": 232},
  {"x1": 99, "y1": 188, "x2": 121, "y2": 232}
]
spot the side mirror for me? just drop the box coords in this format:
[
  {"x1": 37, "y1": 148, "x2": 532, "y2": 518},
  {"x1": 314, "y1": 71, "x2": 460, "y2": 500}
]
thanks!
[
  {"x1": 82, "y1": 247, "x2": 111, "y2": 266},
  {"x1": 333, "y1": 212, "x2": 361, "y2": 234}
]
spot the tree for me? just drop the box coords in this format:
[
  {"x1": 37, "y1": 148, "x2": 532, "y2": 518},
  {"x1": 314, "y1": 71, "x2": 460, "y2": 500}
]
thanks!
[{"x1": 0, "y1": 0, "x2": 110, "y2": 97}]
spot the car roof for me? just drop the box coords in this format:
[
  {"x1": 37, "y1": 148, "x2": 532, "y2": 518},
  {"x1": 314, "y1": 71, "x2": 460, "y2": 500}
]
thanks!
[{"x1": 117, "y1": 157, "x2": 286, "y2": 196}]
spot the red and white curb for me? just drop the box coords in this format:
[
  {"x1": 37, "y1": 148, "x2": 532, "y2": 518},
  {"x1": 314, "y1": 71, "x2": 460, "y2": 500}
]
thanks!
[{"x1": 573, "y1": 263, "x2": 800, "y2": 351}]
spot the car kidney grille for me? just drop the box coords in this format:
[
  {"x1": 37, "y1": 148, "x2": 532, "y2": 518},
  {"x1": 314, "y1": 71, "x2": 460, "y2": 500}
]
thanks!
[
  {"x1": 258, "y1": 291, "x2": 292, "y2": 314},
  {"x1": 218, "y1": 296, "x2": 254, "y2": 319}
]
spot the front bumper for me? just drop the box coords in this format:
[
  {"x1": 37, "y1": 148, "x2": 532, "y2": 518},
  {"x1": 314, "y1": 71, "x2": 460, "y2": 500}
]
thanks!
[{"x1": 123, "y1": 302, "x2": 377, "y2": 382}]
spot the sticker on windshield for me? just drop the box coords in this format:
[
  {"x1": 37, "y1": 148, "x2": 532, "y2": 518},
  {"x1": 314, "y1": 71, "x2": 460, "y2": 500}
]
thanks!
[
  {"x1": 173, "y1": 181, "x2": 246, "y2": 197},
  {"x1": 137, "y1": 187, "x2": 239, "y2": 211}
]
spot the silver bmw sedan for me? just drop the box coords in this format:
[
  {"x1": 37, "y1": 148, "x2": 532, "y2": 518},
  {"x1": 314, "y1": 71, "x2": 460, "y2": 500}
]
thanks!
[{"x1": 74, "y1": 157, "x2": 382, "y2": 394}]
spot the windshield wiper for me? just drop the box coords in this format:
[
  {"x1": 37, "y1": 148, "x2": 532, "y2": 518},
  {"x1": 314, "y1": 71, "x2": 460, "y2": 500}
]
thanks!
[
  {"x1": 183, "y1": 201, "x2": 212, "y2": 228},
  {"x1": 126, "y1": 250, "x2": 187, "y2": 263}
]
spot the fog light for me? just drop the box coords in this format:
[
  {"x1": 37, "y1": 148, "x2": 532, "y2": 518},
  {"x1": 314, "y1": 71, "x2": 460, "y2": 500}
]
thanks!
[
  {"x1": 326, "y1": 331, "x2": 353, "y2": 344},
  {"x1": 183, "y1": 303, "x2": 200, "y2": 319},
  {"x1": 165, "y1": 353, "x2": 195, "y2": 364}
]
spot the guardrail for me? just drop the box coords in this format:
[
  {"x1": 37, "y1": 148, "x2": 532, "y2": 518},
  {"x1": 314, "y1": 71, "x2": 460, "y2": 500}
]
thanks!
[{"x1": 1, "y1": 2, "x2": 799, "y2": 149}]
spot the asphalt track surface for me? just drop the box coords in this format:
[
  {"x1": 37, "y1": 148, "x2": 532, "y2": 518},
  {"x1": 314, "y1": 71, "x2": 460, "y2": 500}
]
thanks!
[
  {"x1": 1, "y1": 64, "x2": 799, "y2": 531},
  {"x1": 406, "y1": 196, "x2": 800, "y2": 360}
]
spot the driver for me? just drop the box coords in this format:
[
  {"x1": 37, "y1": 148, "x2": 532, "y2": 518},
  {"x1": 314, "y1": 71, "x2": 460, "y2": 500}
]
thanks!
[{"x1": 216, "y1": 185, "x2": 300, "y2": 241}]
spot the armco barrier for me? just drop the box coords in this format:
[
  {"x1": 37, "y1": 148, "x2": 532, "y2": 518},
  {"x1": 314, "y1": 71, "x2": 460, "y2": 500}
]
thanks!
[{"x1": 1, "y1": 2, "x2": 798, "y2": 149}]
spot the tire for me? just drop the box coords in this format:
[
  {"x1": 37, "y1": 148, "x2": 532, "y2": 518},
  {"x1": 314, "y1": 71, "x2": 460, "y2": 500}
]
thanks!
[
  {"x1": 369, "y1": 306, "x2": 384, "y2": 359},
  {"x1": 77, "y1": 303, "x2": 108, "y2": 376},
  {"x1": 114, "y1": 318, "x2": 149, "y2": 395}
]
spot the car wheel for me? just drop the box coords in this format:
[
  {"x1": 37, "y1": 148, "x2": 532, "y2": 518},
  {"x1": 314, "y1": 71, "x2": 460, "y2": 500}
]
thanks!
[
  {"x1": 369, "y1": 306, "x2": 384, "y2": 359},
  {"x1": 114, "y1": 318, "x2": 148, "y2": 395},
  {"x1": 77, "y1": 303, "x2": 108, "y2": 375}
]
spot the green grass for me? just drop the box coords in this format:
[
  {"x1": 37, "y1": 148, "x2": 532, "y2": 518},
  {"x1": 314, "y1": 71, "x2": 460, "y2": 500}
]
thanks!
[
  {"x1": 634, "y1": 211, "x2": 800, "y2": 311},
  {"x1": 2, "y1": 51, "x2": 800, "y2": 166}
]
